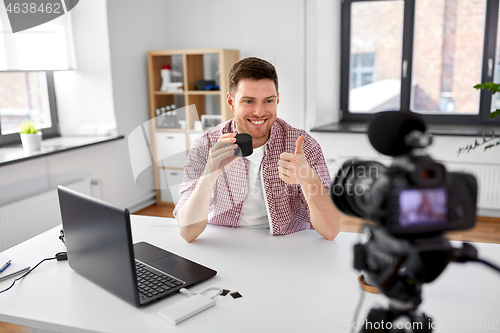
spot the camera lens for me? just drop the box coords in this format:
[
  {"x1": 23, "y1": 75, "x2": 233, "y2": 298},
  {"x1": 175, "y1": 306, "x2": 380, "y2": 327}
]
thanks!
[{"x1": 330, "y1": 159, "x2": 386, "y2": 219}]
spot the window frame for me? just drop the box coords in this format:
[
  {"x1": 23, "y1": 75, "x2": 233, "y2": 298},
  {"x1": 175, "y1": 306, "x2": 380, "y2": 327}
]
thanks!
[
  {"x1": 340, "y1": 0, "x2": 500, "y2": 125},
  {"x1": 0, "y1": 70, "x2": 60, "y2": 147}
]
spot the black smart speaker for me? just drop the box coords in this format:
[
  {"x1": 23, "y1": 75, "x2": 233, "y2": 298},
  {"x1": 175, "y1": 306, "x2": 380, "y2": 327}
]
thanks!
[{"x1": 234, "y1": 133, "x2": 253, "y2": 157}]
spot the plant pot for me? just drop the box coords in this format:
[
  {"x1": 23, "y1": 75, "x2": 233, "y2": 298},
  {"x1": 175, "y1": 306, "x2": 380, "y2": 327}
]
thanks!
[{"x1": 20, "y1": 132, "x2": 42, "y2": 152}]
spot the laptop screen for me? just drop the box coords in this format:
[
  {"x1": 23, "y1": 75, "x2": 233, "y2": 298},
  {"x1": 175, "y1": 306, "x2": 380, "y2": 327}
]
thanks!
[{"x1": 58, "y1": 186, "x2": 140, "y2": 307}]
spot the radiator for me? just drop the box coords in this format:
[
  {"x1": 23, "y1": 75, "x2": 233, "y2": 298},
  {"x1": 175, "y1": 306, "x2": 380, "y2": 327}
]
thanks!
[
  {"x1": 445, "y1": 162, "x2": 500, "y2": 211},
  {"x1": 0, "y1": 180, "x2": 92, "y2": 252}
]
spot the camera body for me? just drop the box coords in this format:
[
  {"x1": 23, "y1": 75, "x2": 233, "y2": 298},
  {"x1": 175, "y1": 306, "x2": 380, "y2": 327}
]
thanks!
[{"x1": 332, "y1": 154, "x2": 477, "y2": 238}]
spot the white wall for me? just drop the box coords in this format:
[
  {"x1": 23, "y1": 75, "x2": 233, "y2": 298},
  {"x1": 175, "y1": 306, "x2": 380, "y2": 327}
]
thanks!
[
  {"x1": 54, "y1": 0, "x2": 117, "y2": 136},
  {"x1": 106, "y1": 0, "x2": 171, "y2": 139},
  {"x1": 165, "y1": 0, "x2": 306, "y2": 130},
  {"x1": 306, "y1": 0, "x2": 341, "y2": 130}
]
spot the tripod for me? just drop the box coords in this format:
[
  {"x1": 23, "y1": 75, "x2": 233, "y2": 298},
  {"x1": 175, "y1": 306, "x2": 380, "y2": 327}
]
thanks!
[
  {"x1": 360, "y1": 304, "x2": 433, "y2": 333},
  {"x1": 354, "y1": 226, "x2": 453, "y2": 333},
  {"x1": 354, "y1": 225, "x2": 500, "y2": 333}
]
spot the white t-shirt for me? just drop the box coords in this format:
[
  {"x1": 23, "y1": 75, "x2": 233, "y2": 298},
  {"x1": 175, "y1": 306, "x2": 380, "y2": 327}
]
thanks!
[{"x1": 238, "y1": 144, "x2": 269, "y2": 228}]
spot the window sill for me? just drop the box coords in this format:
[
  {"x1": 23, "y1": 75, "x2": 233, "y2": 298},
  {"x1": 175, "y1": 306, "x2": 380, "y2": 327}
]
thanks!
[
  {"x1": 0, "y1": 135, "x2": 124, "y2": 167},
  {"x1": 311, "y1": 122, "x2": 498, "y2": 137}
]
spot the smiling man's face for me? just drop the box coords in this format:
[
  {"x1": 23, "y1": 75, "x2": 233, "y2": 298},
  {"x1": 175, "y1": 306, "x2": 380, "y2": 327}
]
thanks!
[{"x1": 226, "y1": 78, "x2": 279, "y2": 148}]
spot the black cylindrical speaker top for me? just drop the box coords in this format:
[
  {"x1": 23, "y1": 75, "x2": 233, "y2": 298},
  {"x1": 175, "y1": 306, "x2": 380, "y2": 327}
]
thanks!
[{"x1": 234, "y1": 133, "x2": 253, "y2": 157}]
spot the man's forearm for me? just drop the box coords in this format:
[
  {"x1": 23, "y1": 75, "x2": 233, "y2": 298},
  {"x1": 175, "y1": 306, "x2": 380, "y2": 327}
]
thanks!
[
  {"x1": 301, "y1": 175, "x2": 341, "y2": 241},
  {"x1": 176, "y1": 174, "x2": 217, "y2": 242}
]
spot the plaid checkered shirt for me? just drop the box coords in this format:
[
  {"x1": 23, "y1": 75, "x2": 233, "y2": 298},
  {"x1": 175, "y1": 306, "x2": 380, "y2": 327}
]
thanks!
[{"x1": 173, "y1": 118, "x2": 331, "y2": 235}]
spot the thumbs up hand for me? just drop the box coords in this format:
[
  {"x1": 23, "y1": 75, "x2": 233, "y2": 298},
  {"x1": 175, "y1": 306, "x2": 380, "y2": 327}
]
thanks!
[
  {"x1": 294, "y1": 135, "x2": 304, "y2": 155},
  {"x1": 278, "y1": 135, "x2": 316, "y2": 185}
]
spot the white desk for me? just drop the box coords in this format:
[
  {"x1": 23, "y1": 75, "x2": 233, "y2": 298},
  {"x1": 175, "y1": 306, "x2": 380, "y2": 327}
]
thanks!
[{"x1": 0, "y1": 216, "x2": 499, "y2": 333}]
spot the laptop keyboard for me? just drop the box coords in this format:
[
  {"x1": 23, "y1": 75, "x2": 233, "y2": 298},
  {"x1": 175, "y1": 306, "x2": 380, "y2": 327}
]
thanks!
[{"x1": 135, "y1": 261, "x2": 184, "y2": 300}]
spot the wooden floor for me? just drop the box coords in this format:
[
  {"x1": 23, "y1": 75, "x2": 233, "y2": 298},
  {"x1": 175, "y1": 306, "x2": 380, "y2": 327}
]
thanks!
[
  {"x1": 2, "y1": 205, "x2": 499, "y2": 333},
  {"x1": 0, "y1": 322, "x2": 30, "y2": 333}
]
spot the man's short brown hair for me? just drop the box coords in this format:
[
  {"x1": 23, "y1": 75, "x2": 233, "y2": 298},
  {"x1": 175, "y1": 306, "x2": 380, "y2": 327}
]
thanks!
[{"x1": 228, "y1": 57, "x2": 278, "y2": 95}]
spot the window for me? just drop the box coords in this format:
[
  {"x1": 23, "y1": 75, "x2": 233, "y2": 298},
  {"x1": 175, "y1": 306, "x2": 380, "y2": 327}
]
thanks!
[
  {"x1": 0, "y1": 8, "x2": 73, "y2": 146},
  {"x1": 348, "y1": 1, "x2": 404, "y2": 114},
  {"x1": 0, "y1": 71, "x2": 59, "y2": 146},
  {"x1": 1, "y1": 72, "x2": 50, "y2": 134},
  {"x1": 341, "y1": 0, "x2": 500, "y2": 124}
]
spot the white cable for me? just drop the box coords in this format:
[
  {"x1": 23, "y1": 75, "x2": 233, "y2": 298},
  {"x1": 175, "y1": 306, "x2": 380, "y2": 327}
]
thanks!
[
  {"x1": 201, "y1": 287, "x2": 223, "y2": 299},
  {"x1": 179, "y1": 287, "x2": 222, "y2": 300},
  {"x1": 179, "y1": 288, "x2": 195, "y2": 296}
]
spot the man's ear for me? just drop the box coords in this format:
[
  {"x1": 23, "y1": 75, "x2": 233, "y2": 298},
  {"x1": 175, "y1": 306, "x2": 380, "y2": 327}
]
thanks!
[
  {"x1": 227, "y1": 92, "x2": 235, "y2": 112},
  {"x1": 277, "y1": 92, "x2": 280, "y2": 105}
]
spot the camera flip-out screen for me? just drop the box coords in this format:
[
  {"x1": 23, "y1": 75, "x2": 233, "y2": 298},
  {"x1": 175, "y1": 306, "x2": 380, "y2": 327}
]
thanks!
[{"x1": 399, "y1": 188, "x2": 447, "y2": 228}]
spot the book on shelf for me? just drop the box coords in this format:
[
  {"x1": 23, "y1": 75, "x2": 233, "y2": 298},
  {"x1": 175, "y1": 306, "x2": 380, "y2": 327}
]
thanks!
[{"x1": 160, "y1": 82, "x2": 184, "y2": 92}]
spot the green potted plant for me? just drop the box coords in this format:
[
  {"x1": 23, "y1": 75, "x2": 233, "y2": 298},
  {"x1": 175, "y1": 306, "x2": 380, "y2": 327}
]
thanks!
[
  {"x1": 19, "y1": 121, "x2": 42, "y2": 152},
  {"x1": 457, "y1": 83, "x2": 500, "y2": 155}
]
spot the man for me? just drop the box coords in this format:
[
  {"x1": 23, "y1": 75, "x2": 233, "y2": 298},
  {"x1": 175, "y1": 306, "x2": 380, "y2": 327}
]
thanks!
[{"x1": 174, "y1": 57, "x2": 340, "y2": 242}]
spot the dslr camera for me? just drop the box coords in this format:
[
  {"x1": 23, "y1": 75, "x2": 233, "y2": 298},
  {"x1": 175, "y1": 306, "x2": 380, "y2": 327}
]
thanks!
[{"x1": 331, "y1": 111, "x2": 477, "y2": 237}]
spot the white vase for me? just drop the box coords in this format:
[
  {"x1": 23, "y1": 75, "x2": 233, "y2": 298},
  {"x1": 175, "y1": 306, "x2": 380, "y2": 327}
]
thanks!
[
  {"x1": 160, "y1": 69, "x2": 172, "y2": 91},
  {"x1": 20, "y1": 132, "x2": 42, "y2": 152}
]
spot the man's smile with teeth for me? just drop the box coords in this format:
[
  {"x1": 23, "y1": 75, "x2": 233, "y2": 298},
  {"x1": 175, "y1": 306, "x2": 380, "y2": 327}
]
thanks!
[{"x1": 250, "y1": 119, "x2": 266, "y2": 125}]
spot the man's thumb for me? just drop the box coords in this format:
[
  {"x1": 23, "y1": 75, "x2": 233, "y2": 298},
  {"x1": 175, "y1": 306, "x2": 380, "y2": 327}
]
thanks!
[{"x1": 295, "y1": 135, "x2": 304, "y2": 154}]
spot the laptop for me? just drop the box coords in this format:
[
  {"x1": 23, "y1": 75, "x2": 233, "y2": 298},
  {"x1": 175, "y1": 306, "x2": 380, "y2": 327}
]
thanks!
[{"x1": 57, "y1": 186, "x2": 217, "y2": 307}]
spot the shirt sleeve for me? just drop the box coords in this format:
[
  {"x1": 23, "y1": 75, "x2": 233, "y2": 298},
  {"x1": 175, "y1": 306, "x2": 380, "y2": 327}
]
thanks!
[
  {"x1": 173, "y1": 134, "x2": 212, "y2": 217},
  {"x1": 303, "y1": 134, "x2": 331, "y2": 192}
]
